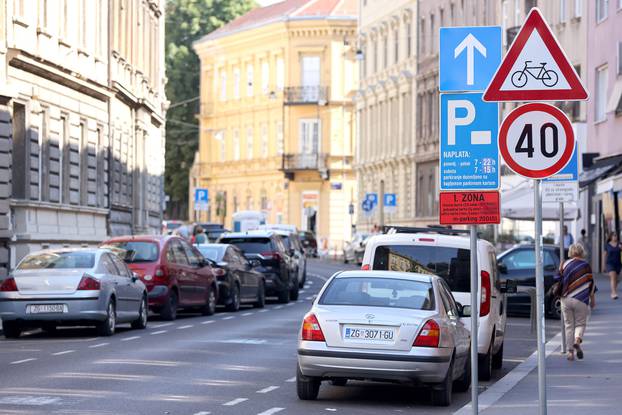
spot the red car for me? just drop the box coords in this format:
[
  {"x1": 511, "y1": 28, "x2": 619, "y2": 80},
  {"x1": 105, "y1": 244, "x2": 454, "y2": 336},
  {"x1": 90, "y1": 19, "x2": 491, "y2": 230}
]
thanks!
[{"x1": 102, "y1": 235, "x2": 218, "y2": 321}]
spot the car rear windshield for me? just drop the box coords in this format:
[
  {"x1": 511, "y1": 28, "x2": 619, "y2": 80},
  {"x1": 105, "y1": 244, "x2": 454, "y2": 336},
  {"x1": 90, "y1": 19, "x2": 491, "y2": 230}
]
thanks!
[
  {"x1": 103, "y1": 242, "x2": 159, "y2": 263},
  {"x1": 320, "y1": 277, "x2": 434, "y2": 310},
  {"x1": 219, "y1": 238, "x2": 272, "y2": 254},
  {"x1": 17, "y1": 252, "x2": 96, "y2": 270},
  {"x1": 166, "y1": 222, "x2": 182, "y2": 230},
  {"x1": 373, "y1": 245, "x2": 471, "y2": 292},
  {"x1": 195, "y1": 246, "x2": 223, "y2": 262}
]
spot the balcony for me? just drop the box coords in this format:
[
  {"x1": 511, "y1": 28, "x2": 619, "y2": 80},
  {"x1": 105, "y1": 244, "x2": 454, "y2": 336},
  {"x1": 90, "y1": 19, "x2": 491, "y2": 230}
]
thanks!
[
  {"x1": 283, "y1": 86, "x2": 329, "y2": 105},
  {"x1": 282, "y1": 153, "x2": 329, "y2": 179}
]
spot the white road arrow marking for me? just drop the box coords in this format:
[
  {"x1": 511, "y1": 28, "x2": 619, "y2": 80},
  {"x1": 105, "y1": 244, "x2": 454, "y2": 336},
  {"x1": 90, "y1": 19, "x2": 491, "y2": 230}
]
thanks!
[{"x1": 454, "y1": 33, "x2": 487, "y2": 86}]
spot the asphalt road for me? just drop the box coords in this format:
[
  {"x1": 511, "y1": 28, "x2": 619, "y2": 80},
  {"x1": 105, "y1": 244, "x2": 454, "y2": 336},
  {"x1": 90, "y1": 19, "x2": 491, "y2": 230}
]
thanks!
[{"x1": 0, "y1": 259, "x2": 558, "y2": 415}]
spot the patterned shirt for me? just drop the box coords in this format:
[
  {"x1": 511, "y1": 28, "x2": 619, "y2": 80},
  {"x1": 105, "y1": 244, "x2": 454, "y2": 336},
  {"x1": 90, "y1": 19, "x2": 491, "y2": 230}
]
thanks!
[{"x1": 556, "y1": 258, "x2": 595, "y2": 305}]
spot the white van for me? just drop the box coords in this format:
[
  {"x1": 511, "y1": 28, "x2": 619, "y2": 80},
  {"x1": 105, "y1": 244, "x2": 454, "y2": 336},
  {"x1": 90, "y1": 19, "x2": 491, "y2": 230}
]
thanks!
[{"x1": 361, "y1": 227, "x2": 507, "y2": 380}]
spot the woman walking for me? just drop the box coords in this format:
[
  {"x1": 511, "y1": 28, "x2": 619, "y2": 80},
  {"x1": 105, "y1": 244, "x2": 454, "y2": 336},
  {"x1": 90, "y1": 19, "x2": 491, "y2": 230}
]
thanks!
[
  {"x1": 557, "y1": 243, "x2": 596, "y2": 361},
  {"x1": 604, "y1": 232, "x2": 621, "y2": 300}
]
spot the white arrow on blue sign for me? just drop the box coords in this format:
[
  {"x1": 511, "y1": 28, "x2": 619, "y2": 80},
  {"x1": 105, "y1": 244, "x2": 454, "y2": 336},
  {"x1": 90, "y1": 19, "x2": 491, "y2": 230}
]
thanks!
[
  {"x1": 440, "y1": 26, "x2": 502, "y2": 92},
  {"x1": 440, "y1": 93, "x2": 499, "y2": 191}
]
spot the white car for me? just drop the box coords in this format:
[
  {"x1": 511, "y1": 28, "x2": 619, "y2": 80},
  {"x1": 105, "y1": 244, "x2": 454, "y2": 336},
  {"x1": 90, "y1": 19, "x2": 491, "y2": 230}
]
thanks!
[
  {"x1": 297, "y1": 270, "x2": 471, "y2": 406},
  {"x1": 361, "y1": 227, "x2": 507, "y2": 381}
]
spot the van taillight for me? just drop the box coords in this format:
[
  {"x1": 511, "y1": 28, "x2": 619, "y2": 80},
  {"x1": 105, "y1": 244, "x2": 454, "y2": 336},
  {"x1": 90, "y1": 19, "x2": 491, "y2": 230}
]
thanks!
[
  {"x1": 0, "y1": 277, "x2": 18, "y2": 292},
  {"x1": 261, "y1": 251, "x2": 282, "y2": 261},
  {"x1": 414, "y1": 320, "x2": 440, "y2": 347},
  {"x1": 361, "y1": 264, "x2": 370, "y2": 270},
  {"x1": 480, "y1": 270, "x2": 491, "y2": 317},
  {"x1": 77, "y1": 275, "x2": 101, "y2": 291}
]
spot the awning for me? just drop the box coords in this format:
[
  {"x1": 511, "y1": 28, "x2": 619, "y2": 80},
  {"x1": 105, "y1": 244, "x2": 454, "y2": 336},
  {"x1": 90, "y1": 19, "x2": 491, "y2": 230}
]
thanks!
[
  {"x1": 580, "y1": 154, "x2": 622, "y2": 188},
  {"x1": 501, "y1": 183, "x2": 578, "y2": 221}
]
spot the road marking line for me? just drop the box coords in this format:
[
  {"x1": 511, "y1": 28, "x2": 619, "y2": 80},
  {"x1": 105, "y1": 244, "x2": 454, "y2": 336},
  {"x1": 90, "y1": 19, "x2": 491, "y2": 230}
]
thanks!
[
  {"x1": 89, "y1": 343, "x2": 109, "y2": 348},
  {"x1": 305, "y1": 296, "x2": 314, "y2": 300},
  {"x1": 242, "y1": 312, "x2": 253, "y2": 316},
  {"x1": 178, "y1": 325, "x2": 193, "y2": 329},
  {"x1": 151, "y1": 330, "x2": 167, "y2": 335},
  {"x1": 222, "y1": 316, "x2": 235, "y2": 320},
  {"x1": 151, "y1": 322, "x2": 174, "y2": 328},
  {"x1": 309, "y1": 273, "x2": 327, "y2": 281},
  {"x1": 121, "y1": 336, "x2": 141, "y2": 342},
  {"x1": 285, "y1": 302, "x2": 295, "y2": 306},
  {"x1": 285, "y1": 377, "x2": 296, "y2": 382},
  {"x1": 52, "y1": 350, "x2": 75, "y2": 356},
  {"x1": 193, "y1": 412, "x2": 211, "y2": 415},
  {"x1": 223, "y1": 398, "x2": 248, "y2": 406},
  {"x1": 297, "y1": 300, "x2": 304, "y2": 303},
  {"x1": 10, "y1": 358, "x2": 37, "y2": 365},
  {"x1": 325, "y1": 409, "x2": 337, "y2": 412},
  {"x1": 274, "y1": 306, "x2": 283, "y2": 310},
  {"x1": 300, "y1": 290, "x2": 306, "y2": 294},
  {"x1": 257, "y1": 408, "x2": 285, "y2": 415},
  {"x1": 256, "y1": 386, "x2": 280, "y2": 394},
  {"x1": 201, "y1": 320, "x2": 215, "y2": 325},
  {"x1": 259, "y1": 309, "x2": 269, "y2": 313},
  {"x1": 308, "y1": 281, "x2": 314, "y2": 285}
]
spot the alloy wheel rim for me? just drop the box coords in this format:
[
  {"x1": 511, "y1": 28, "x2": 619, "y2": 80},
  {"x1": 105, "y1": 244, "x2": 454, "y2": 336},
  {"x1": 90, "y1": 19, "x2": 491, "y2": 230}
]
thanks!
[
  {"x1": 108, "y1": 304, "x2": 115, "y2": 332},
  {"x1": 141, "y1": 300, "x2": 147, "y2": 325}
]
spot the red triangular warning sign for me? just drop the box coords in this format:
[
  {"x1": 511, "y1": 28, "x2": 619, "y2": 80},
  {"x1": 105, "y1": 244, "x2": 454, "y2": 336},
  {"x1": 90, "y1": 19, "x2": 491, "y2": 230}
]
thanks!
[{"x1": 483, "y1": 8, "x2": 588, "y2": 102}]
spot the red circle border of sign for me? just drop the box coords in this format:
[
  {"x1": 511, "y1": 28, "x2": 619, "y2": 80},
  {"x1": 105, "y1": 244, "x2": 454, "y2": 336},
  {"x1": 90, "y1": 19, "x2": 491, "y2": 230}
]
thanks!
[{"x1": 499, "y1": 103, "x2": 575, "y2": 179}]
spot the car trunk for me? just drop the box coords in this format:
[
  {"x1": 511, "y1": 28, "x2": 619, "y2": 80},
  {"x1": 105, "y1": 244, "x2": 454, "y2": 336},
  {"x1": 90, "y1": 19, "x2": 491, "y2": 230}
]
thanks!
[
  {"x1": 13, "y1": 269, "x2": 89, "y2": 295},
  {"x1": 314, "y1": 305, "x2": 432, "y2": 352}
]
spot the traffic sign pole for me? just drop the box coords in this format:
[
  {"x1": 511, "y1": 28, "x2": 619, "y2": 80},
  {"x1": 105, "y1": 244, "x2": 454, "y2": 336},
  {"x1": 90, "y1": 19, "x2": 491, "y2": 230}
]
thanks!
[
  {"x1": 534, "y1": 179, "x2": 547, "y2": 415},
  {"x1": 559, "y1": 202, "x2": 566, "y2": 355},
  {"x1": 470, "y1": 225, "x2": 479, "y2": 415}
]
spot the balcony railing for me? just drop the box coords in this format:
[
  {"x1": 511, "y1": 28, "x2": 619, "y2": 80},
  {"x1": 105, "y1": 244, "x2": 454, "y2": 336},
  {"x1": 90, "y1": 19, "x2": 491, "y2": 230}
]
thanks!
[
  {"x1": 282, "y1": 153, "x2": 328, "y2": 172},
  {"x1": 283, "y1": 86, "x2": 329, "y2": 105}
]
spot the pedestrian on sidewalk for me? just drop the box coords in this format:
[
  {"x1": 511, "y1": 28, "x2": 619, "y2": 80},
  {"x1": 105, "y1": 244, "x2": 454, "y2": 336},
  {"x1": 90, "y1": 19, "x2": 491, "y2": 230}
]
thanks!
[
  {"x1": 557, "y1": 243, "x2": 596, "y2": 361},
  {"x1": 604, "y1": 231, "x2": 621, "y2": 300}
]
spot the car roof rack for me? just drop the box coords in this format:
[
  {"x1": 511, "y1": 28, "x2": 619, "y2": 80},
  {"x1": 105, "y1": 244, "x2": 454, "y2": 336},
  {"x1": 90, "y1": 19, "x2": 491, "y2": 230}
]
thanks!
[{"x1": 382, "y1": 225, "x2": 470, "y2": 236}]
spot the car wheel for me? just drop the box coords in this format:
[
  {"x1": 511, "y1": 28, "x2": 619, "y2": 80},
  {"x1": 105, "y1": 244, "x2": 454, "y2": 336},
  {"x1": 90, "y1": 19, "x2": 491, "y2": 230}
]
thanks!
[
  {"x1": 278, "y1": 286, "x2": 290, "y2": 304},
  {"x1": 97, "y1": 301, "x2": 116, "y2": 337},
  {"x1": 290, "y1": 275, "x2": 299, "y2": 301},
  {"x1": 478, "y1": 341, "x2": 493, "y2": 381},
  {"x1": 331, "y1": 378, "x2": 347, "y2": 387},
  {"x1": 41, "y1": 323, "x2": 57, "y2": 334},
  {"x1": 131, "y1": 296, "x2": 148, "y2": 330},
  {"x1": 297, "y1": 365, "x2": 320, "y2": 400},
  {"x1": 254, "y1": 281, "x2": 265, "y2": 308},
  {"x1": 492, "y1": 342, "x2": 504, "y2": 370},
  {"x1": 225, "y1": 283, "x2": 241, "y2": 312},
  {"x1": 160, "y1": 290, "x2": 178, "y2": 321},
  {"x1": 3, "y1": 321, "x2": 22, "y2": 339},
  {"x1": 202, "y1": 287, "x2": 217, "y2": 316},
  {"x1": 431, "y1": 357, "x2": 453, "y2": 406},
  {"x1": 453, "y1": 352, "x2": 471, "y2": 393},
  {"x1": 548, "y1": 296, "x2": 562, "y2": 320}
]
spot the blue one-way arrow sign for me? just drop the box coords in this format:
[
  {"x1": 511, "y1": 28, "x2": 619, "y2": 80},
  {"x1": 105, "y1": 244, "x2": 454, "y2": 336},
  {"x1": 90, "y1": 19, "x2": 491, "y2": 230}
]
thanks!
[{"x1": 440, "y1": 26, "x2": 502, "y2": 92}]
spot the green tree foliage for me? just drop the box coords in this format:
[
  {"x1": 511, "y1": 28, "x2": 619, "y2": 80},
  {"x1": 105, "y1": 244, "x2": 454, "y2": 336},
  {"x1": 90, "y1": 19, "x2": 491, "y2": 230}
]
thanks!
[{"x1": 165, "y1": 0, "x2": 255, "y2": 219}]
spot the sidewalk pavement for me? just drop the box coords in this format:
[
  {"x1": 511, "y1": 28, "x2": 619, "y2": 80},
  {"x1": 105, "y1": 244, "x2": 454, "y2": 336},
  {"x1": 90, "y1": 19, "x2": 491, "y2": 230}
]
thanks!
[{"x1": 458, "y1": 274, "x2": 621, "y2": 414}]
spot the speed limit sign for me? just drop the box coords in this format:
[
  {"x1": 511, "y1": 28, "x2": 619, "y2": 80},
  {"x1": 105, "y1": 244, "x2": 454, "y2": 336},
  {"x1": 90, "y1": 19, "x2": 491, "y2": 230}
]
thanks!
[{"x1": 499, "y1": 103, "x2": 575, "y2": 179}]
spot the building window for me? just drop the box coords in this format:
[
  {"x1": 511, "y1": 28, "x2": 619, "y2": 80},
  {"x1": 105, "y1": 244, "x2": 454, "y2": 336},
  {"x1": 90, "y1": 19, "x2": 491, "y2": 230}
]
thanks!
[
  {"x1": 595, "y1": 65, "x2": 608, "y2": 122},
  {"x1": 261, "y1": 60, "x2": 270, "y2": 94},
  {"x1": 373, "y1": 39, "x2": 378, "y2": 72},
  {"x1": 95, "y1": 0, "x2": 104, "y2": 56},
  {"x1": 246, "y1": 64, "x2": 254, "y2": 97},
  {"x1": 596, "y1": 0, "x2": 608, "y2": 22},
  {"x1": 215, "y1": 131, "x2": 225, "y2": 161},
  {"x1": 79, "y1": 121, "x2": 88, "y2": 205},
  {"x1": 420, "y1": 18, "x2": 426, "y2": 56},
  {"x1": 246, "y1": 127, "x2": 253, "y2": 159},
  {"x1": 300, "y1": 119, "x2": 320, "y2": 154},
  {"x1": 233, "y1": 129, "x2": 240, "y2": 160},
  {"x1": 233, "y1": 67, "x2": 240, "y2": 99},
  {"x1": 301, "y1": 56, "x2": 320, "y2": 100},
  {"x1": 394, "y1": 29, "x2": 399, "y2": 64},
  {"x1": 382, "y1": 36, "x2": 388, "y2": 68},
  {"x1": 11, "y1": 103, "x2": 27, "y2": 199},
  {"x1": 575, "y1": 0, "x2": 583, "y2": 16},
  {"x1": 261, "y1": 123, "x2": 268, "y2": 157},
  {"x1": 406, "y1": 23, "x2": 412, "y2": 57},
  {"x1": 514, "y1": 0, "x2": 521, "y2": 26},
  {"x1": 276, "y1": 57, "x2": 284, "y2": 90},
  {"x1": 276, "y1": 121, "x2": 284, "y2": 155},
  {"x1": 560, "y1": 0, "x2": 567, "y2": 22},
  {"x1": 220, "y1": 69, "x2": 227, "y2": 101},
  {"x1": 430, "y1": 14, "x2": 435, "y2": 54}
]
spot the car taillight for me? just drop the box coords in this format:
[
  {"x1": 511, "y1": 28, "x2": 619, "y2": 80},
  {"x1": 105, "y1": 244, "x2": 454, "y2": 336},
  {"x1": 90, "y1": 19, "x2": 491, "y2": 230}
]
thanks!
[
  {"x1": 0, "y1": 277, "x2": 18, "y2": 292},
  {"x1": 301, "y1": 313, "x2": 325, "y2": 341},
  {"x1": 77, "y1": 275, "x2": 101, "y2": 291},
  {"x1": 261, "y1": 251, "x2": 282, "y2": 261},
  {"x1": 361, "y1": 264, "x2": 370, "y2": 270},
  {"x1": 414, "y1": 320, "x2": 440, "y2": 348},
  {"x1": 480, "y1": 270, "x2": 491, "y2": 317}
]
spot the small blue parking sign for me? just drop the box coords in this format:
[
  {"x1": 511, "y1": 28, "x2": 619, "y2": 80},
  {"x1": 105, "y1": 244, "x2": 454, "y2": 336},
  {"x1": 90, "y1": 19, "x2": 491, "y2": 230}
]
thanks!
[
  {"x1": 365, "y1": 193, "x2": 378, "y2": 207},
  {"x1": 440, "y1": 93, "x2": 499, "y2": 190},
  {"x1": 194, "y1": 188, "x2": 209, "y2": 211},
  {"x1": 383, "y1": 193, "x2": 397, "y2": 213},
  {"x1": 440, "y1": 26, "x2": 502, "y2": 92}
]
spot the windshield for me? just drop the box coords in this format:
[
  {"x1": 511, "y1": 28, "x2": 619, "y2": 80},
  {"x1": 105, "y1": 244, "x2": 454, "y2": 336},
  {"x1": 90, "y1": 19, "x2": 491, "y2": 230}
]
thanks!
[
  {"x1": 320, "y1": 277, "x2": 434, "y2": 310},
  {"x1": 195, "y1": 246, "x2": 223, "y2": 262},
  {"x1": 219, "y1": 238, "x2": 272, "y2": 254},
  {"x1": 372, "y1": 245, "x2": 471, "y2": 292},
  {"x1": 103, "y1": 241, "x2": 159, "y2": 263},
  {"x1": 166, "y1": 222, "x2": 182, "y2": 230},
  {"x1": 17, "y1": 252, "x2": 96, "y2": 270}
]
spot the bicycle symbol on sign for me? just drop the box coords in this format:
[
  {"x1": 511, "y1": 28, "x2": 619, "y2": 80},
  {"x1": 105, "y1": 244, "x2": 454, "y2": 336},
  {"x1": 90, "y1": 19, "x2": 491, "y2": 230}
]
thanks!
[{"x1": 510, "y1": 61, "x2": 559, "y2": 88}]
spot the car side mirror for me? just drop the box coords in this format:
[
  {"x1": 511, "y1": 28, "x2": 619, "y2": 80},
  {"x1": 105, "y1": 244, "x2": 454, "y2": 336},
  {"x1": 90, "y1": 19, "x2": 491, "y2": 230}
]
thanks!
[
  {"x1": 498, "y1": 262, "x2": 508, "y2": 274},
  {"x1": 461, "y1": 305, "x2": 472, "y2": 318},
  {"x1": 500, "y1": 279, "x2": 518, "y2": 294},
  {"x1": 131, "y1": 272, "x2": 139, "y2": 283}
]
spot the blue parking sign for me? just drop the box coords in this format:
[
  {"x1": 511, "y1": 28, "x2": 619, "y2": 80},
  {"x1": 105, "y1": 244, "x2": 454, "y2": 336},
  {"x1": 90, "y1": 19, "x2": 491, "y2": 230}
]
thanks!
[
  {"x1": 440, "y1": 93, "x2": 499, "y2": 190},
  {"x1": 440, "y1": 26, "x2": 502, "y2": 92}
]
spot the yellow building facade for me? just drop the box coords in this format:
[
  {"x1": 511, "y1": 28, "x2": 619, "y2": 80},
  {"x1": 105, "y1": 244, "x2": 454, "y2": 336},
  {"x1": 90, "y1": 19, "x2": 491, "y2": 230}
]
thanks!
[{"x1": 192, "y1": 0, "x2": 358, "y2": 251}]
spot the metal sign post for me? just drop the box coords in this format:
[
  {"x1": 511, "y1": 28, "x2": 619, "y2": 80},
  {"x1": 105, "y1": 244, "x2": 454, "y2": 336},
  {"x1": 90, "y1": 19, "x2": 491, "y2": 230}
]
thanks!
[
  {"x1": 469, "y1": 225, "x2": 480, "y2": 415},
  {"x1": 534, "y1": 180, "x2": 547, "y2": 415},
  {"x1": 559, "y1": 202, "x2": 566, "y2": 354}
]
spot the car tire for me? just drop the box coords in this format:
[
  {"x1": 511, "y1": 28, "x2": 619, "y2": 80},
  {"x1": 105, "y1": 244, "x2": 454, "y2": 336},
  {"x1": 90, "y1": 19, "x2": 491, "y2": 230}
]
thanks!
[
  {"x1": 331, "y1": 378, "x2": 347, "y2": 387},
  {"x1": 202, "y1": 287, "x2": 217, "y2": 316},
  {"x1": 131, "y1": 296, "x2": 148, "y2": 330},
  {"x1": 254, "y1": 281, "x2": 266, "y2": 308},
  {"x1": 431, "y1": 358, "x2": 453, "y2": 406},
  {"x1": 492, "y1": 342, "x2": 504, "y2": 370},
  {"x1": 478, "y1": 341, "x2": 493, "y2": 381},
  {"x1": 3, "y1": 321, "x2": 22, "y2": 339},
  {"x1": 278, "y1": 287, "x2": 290, "y2": 304},
  {"x1": 297, "y1": 365, "x2": 320, "y2": 400},
  {"x1": 290, "y1": 275, "x2": 299, "y2": 301},
  {"x1": 548, "y1": 296, "x2": 562, "y2": 320},
  {"x1": 97, "y1": 301, "x2": 116, "y2": 337},
  {"x1": 225, "y1": 283, "x2": 241, "y2": 312},
  {"x1": 160, "y1": 290, "x2": 178, "y2": 321},
  {"x1": 41, "y1": 323, "x2": 57, "y2": 334},
  {"x1": 453, "y1": 353, "x2": 471, "y2": 393}
]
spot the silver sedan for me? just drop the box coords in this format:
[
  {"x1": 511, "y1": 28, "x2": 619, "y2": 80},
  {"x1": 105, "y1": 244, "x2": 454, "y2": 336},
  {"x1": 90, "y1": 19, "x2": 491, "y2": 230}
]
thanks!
[
  {"x1": 296, "y1": 270, "x2": 471, "y2": 406},
  {"x1": 0, "y1": 248, "x2": 148, "y2": 338}
]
